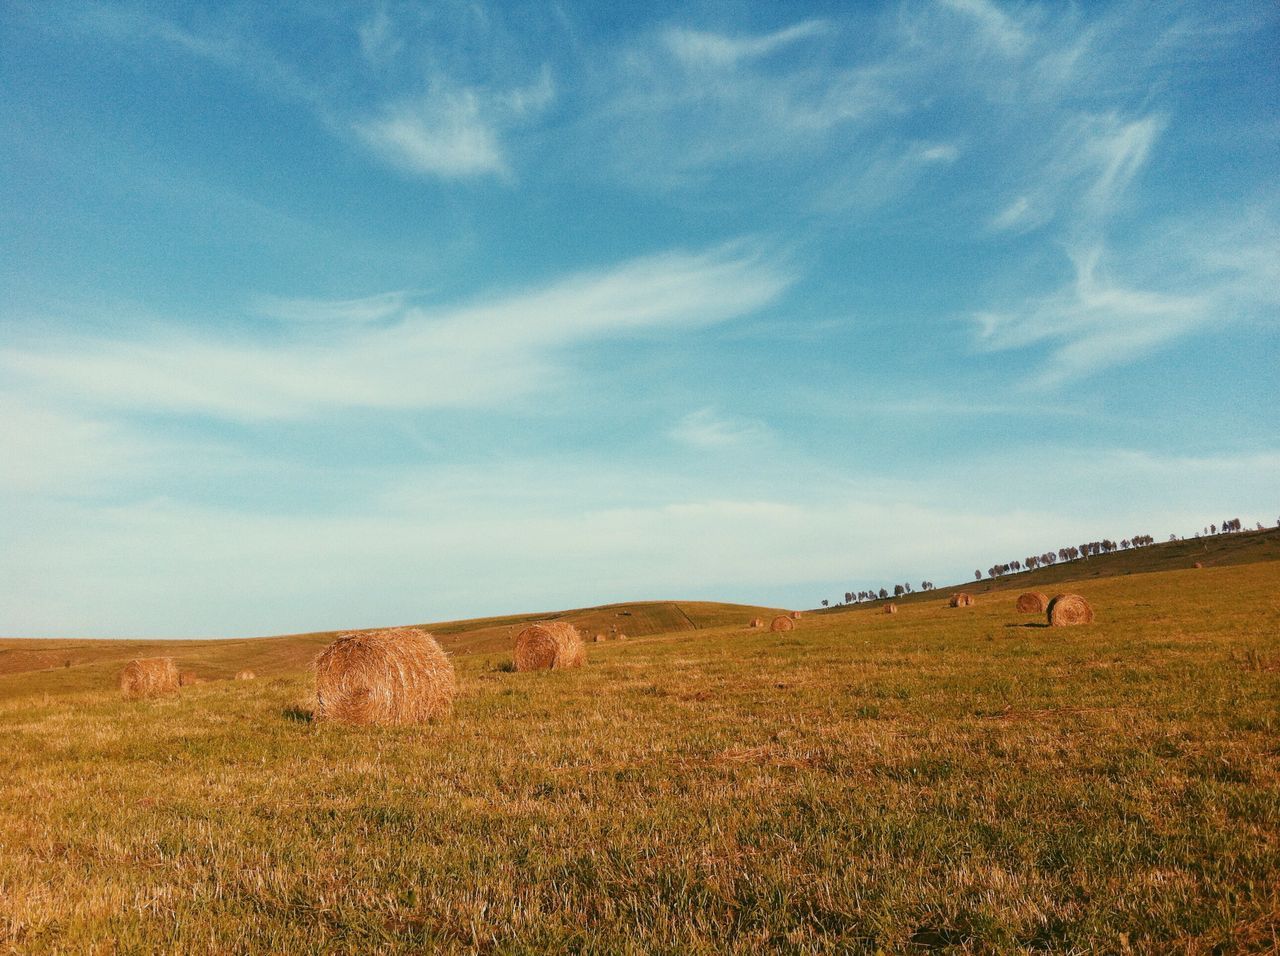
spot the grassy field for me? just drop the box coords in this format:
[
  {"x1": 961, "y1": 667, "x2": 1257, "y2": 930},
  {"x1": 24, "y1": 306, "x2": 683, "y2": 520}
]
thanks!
[{"x1": 2, "y1": 560, "x2": 1278, "y2": 952}]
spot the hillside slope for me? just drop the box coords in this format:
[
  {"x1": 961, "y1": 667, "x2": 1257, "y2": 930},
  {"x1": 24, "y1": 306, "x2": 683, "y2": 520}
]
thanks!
[
  {"x1": 820, "y1": 526, "x2": 1280, "y2": 613},
  {"x1": 0, "y1": 599, "x2": 783, "y2": 701}
]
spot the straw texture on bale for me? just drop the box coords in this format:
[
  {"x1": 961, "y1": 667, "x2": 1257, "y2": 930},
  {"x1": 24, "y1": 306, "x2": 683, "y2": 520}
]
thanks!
[
  {"x1": 749, "y1": 617, "x2": 765, "y2": 628},
  {"x1": 1016, "y1": 592, "x2": 1049, "y2": 614},
  {"x1": 178, "y1": 671, "x2": 200, "y2": 687},
  {"x1": 885, "y1": 603, "x2": 898, "y2": 614},
  {"x1": 1047, "y1": 594, "x2": 1094, "y2": 627},
  {"x1": 513, "y1": 622, "x2": 585, "y2": 672},
  {"x1": 119, "y1": 657, "x2": 179, "y2": 699},
  {"x1": 234, "y1": 670, "x2": 256, "y2": 680},
  {"x1": 949, "y1": 593, "x2": 975, "y2": 608},
  {"x1": 770, "y1": 615, "x2": 794, "y2": 632},
  {"x1": 314, "y1": 628, "x2": 455, "y2": 725}
]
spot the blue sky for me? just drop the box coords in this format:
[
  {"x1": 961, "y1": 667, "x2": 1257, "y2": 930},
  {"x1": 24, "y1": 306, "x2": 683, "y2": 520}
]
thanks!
[{"x1": 2, "y1": 0, "x2": 1277, "y2": 637}]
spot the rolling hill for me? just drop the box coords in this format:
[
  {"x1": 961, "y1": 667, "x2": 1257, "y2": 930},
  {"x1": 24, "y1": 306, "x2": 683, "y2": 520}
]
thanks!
[
  {"x1": 0, "y1": 599, "x2": 784, "y2": 702},
  {"x1": 821, "y1": 525, "x2": 1280, "y2": 613}
]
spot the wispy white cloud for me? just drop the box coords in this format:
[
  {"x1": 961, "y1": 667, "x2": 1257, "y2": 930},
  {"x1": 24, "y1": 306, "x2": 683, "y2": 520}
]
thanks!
[
  {"x1": 663, "y1": 21, "x2": 830, "y2": 68},
  {"x1": 974, "y1": 244, "x2": 1209, "y2": 383},
  {"x1": 358, "y1": 7, "x2": 403, "y2": 65},
  {"x1": 669, "y1": 408, "x2": 770, "y2": 448},
  {"x1": 935, "y1": 0, "x2": 1030, "y2": 55},
  {"x1": 974, "y1": 204, "x2": 1280, "y2": 385},
  {"x1": 254, "y1": 291, "x2": 410, "y2": 326},
  {"x1": 352, "y1": 66, "x2": 555, "y2": 180},
  {"x1": 354, "y1": 91, "x2": 510, "y2": 179},
  {"x1": 0, "y1": 399, "x2": 143, "y2": 495},
  {"x1": 2, "y1": 246, "x2": 793, "y2": 420},
  {"x1": 989, "y1": 195, "x2": 1038, "y2": 232}
]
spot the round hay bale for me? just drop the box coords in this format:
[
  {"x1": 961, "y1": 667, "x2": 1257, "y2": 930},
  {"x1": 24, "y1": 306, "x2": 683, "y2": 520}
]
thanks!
[
  {"x1": 791, "y1": 611, "x2": 803, "y2": 620},
  {"x1": 314, "y1": 628, "x2": 455, "y2": 725},
  {"x1": 593, "y1": 633, "x2": 606, "y2": 643},
  {"x1": 1016, "y1": 592, "x2": 1049, "y2": 614},
  {"x1": 949, "y1": 592, "x2": 975, "y2": 608},
  {"x1": 1193, "y1": 562, "x2": 1203, "y2": 569},
  {"x1": 749, "y1": 617, "x2": 765, "y2": 628},
  {"x1": 513, "y1": 622, "x2": 585, "y2": 672},
  {"x1": 234, "y1": 670, "x2": 256, "y2": 681},
  {"x1": 1047, "y1": 594, "x2": 1094, "y2": 627},
  {"x1": 884, "y1": 603, "x2": 898, "y2": 614},
  {"x1": 769, "y1": 615, "x2": 794, "y2": 632},
  {"x1": 119, "y1": 657, "x2": 179, "y2": 699},
  {"x1": 616, "y1": 633, "x2": 628, "y2": 641},
  {"x1": 178, "y1": 670, "x2": 201, "y2": 687}
]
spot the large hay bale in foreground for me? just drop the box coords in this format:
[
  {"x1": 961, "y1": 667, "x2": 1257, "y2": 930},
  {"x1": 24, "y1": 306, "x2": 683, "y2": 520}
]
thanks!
[
  {"x1": 234, "y1": 670, "x2": 256, "y2": 681},
  {"x1": 749, "y1": 617, "x2": 765, "y2": 628},
  {"x1": 949, "y1": 593, "x2": 975, "y2": 608},
  {"x1": 178, "y1": 671, "x2": 201, "y2": 687},
  {"x1": 1047, "y1": 594, "x2": 1094, "y2": 627},
  {"x1": 1016, "y1": 592, "x2": 1049, "y2": 614},
  {"x1": 314, "y1": 628, "x2": 455, "y2": 725},
  {"x1": 119, "y1": 658, "x2": 179, "y2": 699},
  {"x1": 770, "y1": 616, "x2": 794, "y2": 632},
  {"x1": 885, "y1": 603, "x2": 898, "y2": 614},
  {"x1": 514, "y1": 622, "x2": 585, "y2": 672}
]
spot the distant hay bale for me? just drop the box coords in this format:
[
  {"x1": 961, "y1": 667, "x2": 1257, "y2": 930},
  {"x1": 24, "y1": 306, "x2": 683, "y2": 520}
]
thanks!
[
  {"x1": 885, "y1": 603, "x2": 898, "y2": 614},
  {"x1": 770, "y1": 615, "x2": 794, "y2": 632},
  {"x1": 749, "y1": 617, "x2": 765, "y2": 628},
  {"x1": 1016, "y1": 592, "x2": 1049, "y2": 614},
  {"x1": 593, "y1": 633, "x2": 606, "y2": 643},
  {"x1": 234, "y1": 670, "x2": 256, "y2": 681},
  {"x1": 314, "y1": 628, "x2": 455, "y2": 725},
  {"x1": 1047, "y1": 594, "x2": 1094, "y2": 627},
  {"x1": 791, "y1": 611, "x2": 803, "y2": 620},
  {"x1": 616, "y1": 633, "x2": 628, "y2": 641},
  {"x1": 178, "y1": 670, "x2": 200, "y2": 687},
  {"x1": 1193, "y1": 562, "x2": 1203, "y2": 569},
  {"x1": 514, "y1": 622, "x2": 585, "y2": 672},
  {"x1": 949, "y1": 592, "x2": 975, "y2": 608},
  {"x1": 119, "y1": 657, "x2": 179, "y2": 699}
]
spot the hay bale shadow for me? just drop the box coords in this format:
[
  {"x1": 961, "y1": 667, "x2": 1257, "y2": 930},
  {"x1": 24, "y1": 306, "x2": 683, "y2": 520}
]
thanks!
[
  {"x1": 281, "y1": 705, "x2": 314, "y2": 724},
  {"x1": 1003, "y1": 623, "x2": 1050, "y2": 629}
]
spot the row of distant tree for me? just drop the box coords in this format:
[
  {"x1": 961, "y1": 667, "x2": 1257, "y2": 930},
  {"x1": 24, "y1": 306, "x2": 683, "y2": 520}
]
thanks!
[
  {"x1": 818, "y1": 516, "x2": 1269, "y2": 608},
  {"x1": 977, "y1": 534, "x2": 1157, "y2": 581}
]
